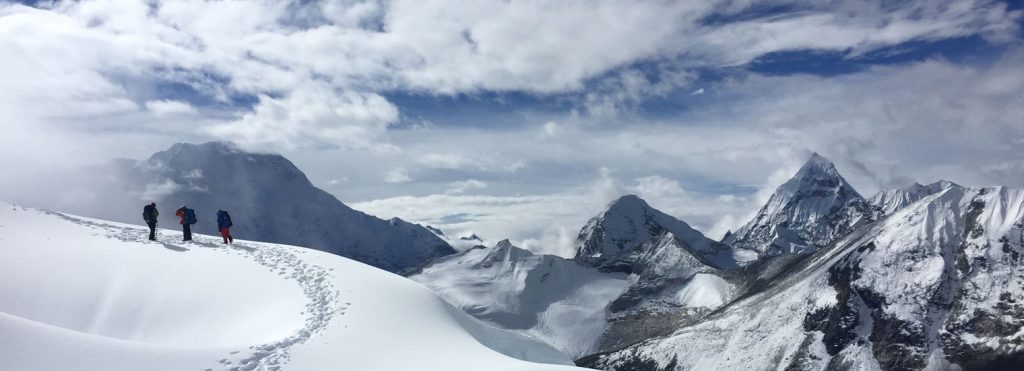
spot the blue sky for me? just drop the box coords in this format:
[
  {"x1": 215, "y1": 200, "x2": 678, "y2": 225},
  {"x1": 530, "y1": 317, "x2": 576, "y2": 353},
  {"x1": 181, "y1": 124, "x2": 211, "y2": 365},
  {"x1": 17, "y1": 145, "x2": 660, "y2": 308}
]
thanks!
[{"x1": 2, "y1": 0, "x2": 1023, "y2": 255}]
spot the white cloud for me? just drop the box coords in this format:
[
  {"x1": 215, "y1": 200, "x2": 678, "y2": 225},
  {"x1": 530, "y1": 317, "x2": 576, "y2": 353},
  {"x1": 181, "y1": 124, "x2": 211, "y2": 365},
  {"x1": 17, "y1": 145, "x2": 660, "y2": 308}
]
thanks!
[
  {"x1": 383, "y1": 167, "x2": 413, "y2": 184},
  {"x1": 3, "y1": 0, "x2": 1017, "y2": 129},
  {"x1": 445, "y1": 179, "x2": 488, "y2": 194},
  {"x1": 417, "y1": 152, "x2": 526, "y2": 172},
  {"x1": 539, "y1": 121, "x2": 561, "y2": 139},
  {"x1": 138, "y1": 179, "x2": 180, "y2": 201},
  {"x1": 207, "y1": 84, "x2": 399, "y2": 152},
  {"x1": 145, "y1": 100, "x2": 198, "y2": 116},
  {"x1": 327, "y1": 177, "x2": 350, "y2": 186},
  {"x1": 182, "y1": 169, "x2": 202, "y2": 179},
  {"x1": 629, "y1": 175, "x2": 687, "y2": 199}
]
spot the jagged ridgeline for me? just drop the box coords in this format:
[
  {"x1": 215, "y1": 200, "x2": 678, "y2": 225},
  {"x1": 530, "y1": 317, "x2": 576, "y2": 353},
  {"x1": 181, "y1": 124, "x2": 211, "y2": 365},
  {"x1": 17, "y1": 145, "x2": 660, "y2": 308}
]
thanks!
[
  {"x1": 580, "y1": 156, "x2": 1024, "y2": 371},
  {"x1": 92, "y1": 142, "x2": 455, "y2": 274}
]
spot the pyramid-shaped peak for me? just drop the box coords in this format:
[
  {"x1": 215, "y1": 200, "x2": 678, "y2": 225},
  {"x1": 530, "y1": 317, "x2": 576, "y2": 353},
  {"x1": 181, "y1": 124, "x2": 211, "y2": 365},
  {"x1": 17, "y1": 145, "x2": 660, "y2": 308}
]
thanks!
[
  {"x1": 795, "y1": 152, "x2": 840, "y2": 176},
  {"x1": 610, "y1": 194, "x2": 647, "y2": 206},
  {"x1": 725, "y1": 152, "x2": 873, "y2": 258},
  {"x1": 775, "y1": 152, "x2": 859, "y2": 199},
  {"x1": 604, "y1": 194, "x2": 653, "y2": 214}
]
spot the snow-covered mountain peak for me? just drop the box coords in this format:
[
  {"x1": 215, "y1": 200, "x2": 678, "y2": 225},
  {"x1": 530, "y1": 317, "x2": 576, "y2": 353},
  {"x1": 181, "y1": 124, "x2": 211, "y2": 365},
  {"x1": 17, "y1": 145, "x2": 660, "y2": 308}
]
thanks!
[
  {"x1": 724, "y1": 153, "x2": 876, "y2": 258},
  {"x1": 795, "y1": 152, "x2": 840, "y2": 176},
  {"x1": 775, "y1": 152, "x2": 860, "y2": 201},
  {"x1": 603, "y1": 194, "x2": 650, "y2": 215},
  {"x1": 574, "y1": 194, "x2": 734, "y2": 271}
]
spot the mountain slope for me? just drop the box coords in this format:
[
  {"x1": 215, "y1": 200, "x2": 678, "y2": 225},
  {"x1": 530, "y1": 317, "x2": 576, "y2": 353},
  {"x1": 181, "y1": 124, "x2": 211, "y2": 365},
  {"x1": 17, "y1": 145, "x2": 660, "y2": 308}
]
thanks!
[
  {"x1": 574, "y1": 195, "x2": 738, "y2": 271},
  {"x1": 101, "y1": 142, "x2": 454, "y2": 274},
  {"x1": 582, "y1": 185, "x2": 1024, "y2": 370},
  {"x1": 412, "y1": 240, "x2": 631, "y2": 359},
  {"x1": 0, "y1": 203, "x2": 587, "y2": 371},
  {"x1": 724, "y1": 153, "x2": 877, "y2": 259}
]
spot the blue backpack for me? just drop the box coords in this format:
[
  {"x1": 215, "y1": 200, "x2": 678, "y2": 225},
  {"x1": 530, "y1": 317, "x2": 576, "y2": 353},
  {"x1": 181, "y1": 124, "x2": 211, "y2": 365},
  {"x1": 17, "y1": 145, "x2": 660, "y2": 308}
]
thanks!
[
  {"x1": 184, "y1": 208, "x2": 197, "y2": 225},
  {"x1": 217, "y1": 211, "x2": 233, "y2": 228}
]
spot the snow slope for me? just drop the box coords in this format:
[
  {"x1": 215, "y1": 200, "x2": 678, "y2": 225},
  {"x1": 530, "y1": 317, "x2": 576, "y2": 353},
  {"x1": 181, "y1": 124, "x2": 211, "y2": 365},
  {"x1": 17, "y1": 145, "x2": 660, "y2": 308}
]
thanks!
[
  {"x1": 0, "y1": 203, "x2": 590, "y2": 371},
  {"x1": 412, "y1": 240, "x2": 631, "y2": 359},
  {"x1": 584, "y1": 185, "x2": 1024, "y2": 370}
]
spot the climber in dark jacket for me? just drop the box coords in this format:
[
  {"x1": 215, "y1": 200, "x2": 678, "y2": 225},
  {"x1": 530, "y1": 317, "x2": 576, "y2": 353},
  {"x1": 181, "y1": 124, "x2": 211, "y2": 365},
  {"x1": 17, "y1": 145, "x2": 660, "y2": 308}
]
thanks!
[
  {"x1": 142, "y1": 202, "x2": 159, "y2": 241},
  {"x1": 175, "y1": 206, "x2": 196, "y2": 241},
  {"x1": 216, "y1": 210, "x2": 234, "y2": 244}
]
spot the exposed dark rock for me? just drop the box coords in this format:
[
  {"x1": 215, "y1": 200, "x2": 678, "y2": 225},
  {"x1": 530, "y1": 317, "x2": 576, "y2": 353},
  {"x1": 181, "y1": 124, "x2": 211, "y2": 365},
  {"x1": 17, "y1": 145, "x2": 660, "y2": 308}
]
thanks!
[
  {"x1": 803, "y1": 253, "x2": 861, "y2": 355},
  {"x1": 578, "y1": 351, "x2": 678, "y2": 371},
  {"x1": 862, "y1": 288, "x2": 927, "y2": 370}
]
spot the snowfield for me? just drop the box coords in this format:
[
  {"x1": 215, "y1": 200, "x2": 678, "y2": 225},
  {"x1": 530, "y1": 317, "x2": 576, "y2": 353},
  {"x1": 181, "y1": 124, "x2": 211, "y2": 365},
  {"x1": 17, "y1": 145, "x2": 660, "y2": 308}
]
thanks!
[{"x1": 0, "y1": 203, "x2": 589, "y2": 371}]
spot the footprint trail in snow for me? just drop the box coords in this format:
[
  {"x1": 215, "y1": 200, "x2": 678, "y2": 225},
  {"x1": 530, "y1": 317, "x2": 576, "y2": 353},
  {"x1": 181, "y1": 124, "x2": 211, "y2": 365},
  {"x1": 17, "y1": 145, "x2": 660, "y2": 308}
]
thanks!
[{"x1": 44, "y1": 211, "x2": 346, "y2": 371}]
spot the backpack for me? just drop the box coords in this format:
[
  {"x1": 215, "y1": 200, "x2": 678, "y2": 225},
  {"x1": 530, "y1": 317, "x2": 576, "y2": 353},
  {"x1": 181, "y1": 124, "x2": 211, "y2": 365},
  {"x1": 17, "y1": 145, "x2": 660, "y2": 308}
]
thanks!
[
  {"x1": 143, "y1": 205, "x2": 157, "y2": 222},
  {"x1": 217, "y1": 211, "x2": 233, "y2": 228},
  {"x1": 184, "y1": 208, "x2": 197, "y2": 225}
]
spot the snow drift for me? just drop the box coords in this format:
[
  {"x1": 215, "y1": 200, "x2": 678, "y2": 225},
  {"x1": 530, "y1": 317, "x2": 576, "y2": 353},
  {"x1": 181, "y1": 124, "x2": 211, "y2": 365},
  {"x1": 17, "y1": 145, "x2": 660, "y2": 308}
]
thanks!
[{"x1": 0, "y1": 203, "x2": 589, "y2": 371}]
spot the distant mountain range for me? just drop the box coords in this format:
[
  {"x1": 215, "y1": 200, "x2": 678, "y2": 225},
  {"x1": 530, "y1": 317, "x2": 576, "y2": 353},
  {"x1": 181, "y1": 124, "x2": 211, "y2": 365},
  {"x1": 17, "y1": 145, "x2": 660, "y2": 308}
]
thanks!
[{"x1": 413, "y1": 153, "x2": 1024, "y2": 370}]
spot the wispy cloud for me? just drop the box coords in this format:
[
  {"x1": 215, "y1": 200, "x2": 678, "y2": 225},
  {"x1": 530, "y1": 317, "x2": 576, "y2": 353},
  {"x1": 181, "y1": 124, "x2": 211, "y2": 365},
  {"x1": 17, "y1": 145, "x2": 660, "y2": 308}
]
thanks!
[
  {"x1": 145, "y1": 100, "x2": 198, "y2": 117},
  {"x1": 445, "y1": 179, "x2": 488, "y2": 195},
  {"x1": 383, "y1": 167, "x2": 413, "y2": 184}
]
